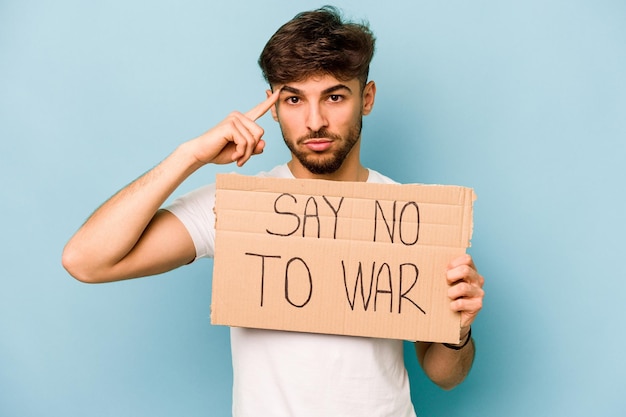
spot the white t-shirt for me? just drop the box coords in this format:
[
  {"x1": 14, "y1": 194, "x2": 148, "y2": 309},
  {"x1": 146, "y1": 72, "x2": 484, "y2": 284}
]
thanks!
[{"x1": 166, "y1": 164, "x2": 417, "y2": 417}]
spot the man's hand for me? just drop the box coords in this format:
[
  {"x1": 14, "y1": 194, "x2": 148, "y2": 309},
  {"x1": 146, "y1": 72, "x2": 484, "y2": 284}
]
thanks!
[
  {"x1": 188, "y1": 89, "x2": 281, "y2": 167},
  {"x1": 447, "y1": 254, "x2": 485, "y2": 335}
]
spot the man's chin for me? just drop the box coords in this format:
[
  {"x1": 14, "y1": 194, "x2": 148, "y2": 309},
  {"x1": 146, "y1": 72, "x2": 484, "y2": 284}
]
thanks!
[{"x1": 299, "y1": 156, "x2": 343, "y2": 175}]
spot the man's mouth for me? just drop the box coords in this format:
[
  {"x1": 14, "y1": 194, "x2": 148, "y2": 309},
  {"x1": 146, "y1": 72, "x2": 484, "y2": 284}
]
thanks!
[{"x1": 303, "y1": 139, "x2": 333, "y2": 152}]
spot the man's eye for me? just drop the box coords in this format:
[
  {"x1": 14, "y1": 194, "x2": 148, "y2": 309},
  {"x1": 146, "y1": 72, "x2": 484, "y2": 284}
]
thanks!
[
  {"x1": 329, "y1": 94, "x2": 342, "y2": 102},
  {"x1": 287, "y1": 96, "x2": 300, "y2": 104}
]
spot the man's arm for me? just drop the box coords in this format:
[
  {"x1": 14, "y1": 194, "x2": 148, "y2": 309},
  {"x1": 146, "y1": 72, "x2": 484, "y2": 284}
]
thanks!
[
  {"x1": 62, "y1": 90, "x2": 281, "y2": 283},
  {"x1": 415, "y1": 254, "x2": 484, "y2": 390}
]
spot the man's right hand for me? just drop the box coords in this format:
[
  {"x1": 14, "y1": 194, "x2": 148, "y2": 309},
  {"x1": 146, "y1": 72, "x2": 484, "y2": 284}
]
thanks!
[{"x1": 187, "y1": 89, "x2": 281, "y2": 167}]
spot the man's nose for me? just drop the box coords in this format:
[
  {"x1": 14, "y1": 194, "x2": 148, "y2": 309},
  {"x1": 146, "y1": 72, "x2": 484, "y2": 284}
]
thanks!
[{"x1": 306, "y1": 103, "x2": 329, "y2": 132}]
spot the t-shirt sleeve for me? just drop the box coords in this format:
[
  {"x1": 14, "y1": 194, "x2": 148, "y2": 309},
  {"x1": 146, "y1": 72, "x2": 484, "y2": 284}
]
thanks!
[{"x1": 163, "y1": 184, "x2": 216, "y2": 260}]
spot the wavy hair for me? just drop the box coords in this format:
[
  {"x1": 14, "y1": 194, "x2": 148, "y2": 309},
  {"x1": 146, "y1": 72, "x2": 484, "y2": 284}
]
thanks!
[{"x1": 258, "y1": 6, "x2": 376, "y2": 88}]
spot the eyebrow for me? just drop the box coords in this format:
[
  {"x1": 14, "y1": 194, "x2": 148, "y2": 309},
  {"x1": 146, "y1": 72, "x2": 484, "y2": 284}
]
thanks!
[{"x1": 280, "y1": 84, "x2": 353, "y2": 96}]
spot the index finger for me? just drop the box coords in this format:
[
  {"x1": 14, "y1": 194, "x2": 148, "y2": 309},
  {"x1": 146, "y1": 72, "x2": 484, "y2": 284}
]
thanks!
[
  {"x1": 447, "y1": 254, "x2": 475, "y2": 270},
  {"x1": 245, "y1": 88, "x2": 281, "y2": 121}
]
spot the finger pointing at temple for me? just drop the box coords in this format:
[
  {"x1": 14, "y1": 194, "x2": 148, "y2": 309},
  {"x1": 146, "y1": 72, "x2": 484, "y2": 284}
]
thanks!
[{"x1": 245, "y1": 88, "x2": 281, "y2": 121}]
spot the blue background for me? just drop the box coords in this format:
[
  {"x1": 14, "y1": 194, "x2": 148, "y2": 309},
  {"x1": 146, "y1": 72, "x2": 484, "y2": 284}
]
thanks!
[{"x1": 1, "y1": 1, "x2": 625, "y2": 416}]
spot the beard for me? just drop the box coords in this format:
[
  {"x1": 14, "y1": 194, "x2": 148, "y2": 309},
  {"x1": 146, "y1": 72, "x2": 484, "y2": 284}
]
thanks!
[{"x1": 282, "y1": 117, "x2": 363, "y2": 175}]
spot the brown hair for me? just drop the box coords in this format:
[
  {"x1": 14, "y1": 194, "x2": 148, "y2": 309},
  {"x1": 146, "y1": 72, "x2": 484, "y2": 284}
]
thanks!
[{"x1": 258, "y1": 6, "x2": 376, "y2": 88}]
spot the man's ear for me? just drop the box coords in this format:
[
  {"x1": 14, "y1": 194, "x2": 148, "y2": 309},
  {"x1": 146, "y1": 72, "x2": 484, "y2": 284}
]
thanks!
[
  {"x1": 361, "y1": 81, "x2": 376, "y2": 116},
  {"x1": 267, "y1": 89, "x2": 279, "y2": 121}
]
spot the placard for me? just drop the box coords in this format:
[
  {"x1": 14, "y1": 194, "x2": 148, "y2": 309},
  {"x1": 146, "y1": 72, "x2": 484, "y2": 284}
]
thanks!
[{"x1": 211, "y1": 174, "x2": 475, "y2": 343}]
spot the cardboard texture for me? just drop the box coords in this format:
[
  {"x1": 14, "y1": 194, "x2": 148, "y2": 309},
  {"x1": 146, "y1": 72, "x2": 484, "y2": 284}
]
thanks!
[{"x1": 211, "y1": 173, "x2": 476, "y2": 343}]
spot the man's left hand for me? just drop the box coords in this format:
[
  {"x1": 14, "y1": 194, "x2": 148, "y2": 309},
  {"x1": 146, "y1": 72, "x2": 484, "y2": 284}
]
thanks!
[{"x1": 447, "y1": 254, "x2": 485, "y2": 332}]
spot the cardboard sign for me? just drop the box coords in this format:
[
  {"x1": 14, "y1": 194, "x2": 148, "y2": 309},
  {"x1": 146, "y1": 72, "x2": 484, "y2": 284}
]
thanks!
[{"x1": 211, "y1": 173, "x2": 475, "y2": 343}]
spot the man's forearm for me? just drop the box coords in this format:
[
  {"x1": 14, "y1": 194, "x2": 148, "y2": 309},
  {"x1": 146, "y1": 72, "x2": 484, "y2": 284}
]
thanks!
[
  {"x1": 62, "y1": 143, "x2": 202, "y2": 282},
  {"x1": 415, "y1": 330, "x2": 475, "y2": 390}
]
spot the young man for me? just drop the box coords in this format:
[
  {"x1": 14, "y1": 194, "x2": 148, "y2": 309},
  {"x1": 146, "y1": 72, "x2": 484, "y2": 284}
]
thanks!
[{"x1": 63, "y1": 6, "x2": 484, "y2": 416}]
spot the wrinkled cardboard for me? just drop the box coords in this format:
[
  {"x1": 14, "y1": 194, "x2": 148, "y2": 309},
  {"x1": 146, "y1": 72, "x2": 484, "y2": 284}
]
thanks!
[{"x1": 211, "y1": 173, "x2": 475, "y2": 343}]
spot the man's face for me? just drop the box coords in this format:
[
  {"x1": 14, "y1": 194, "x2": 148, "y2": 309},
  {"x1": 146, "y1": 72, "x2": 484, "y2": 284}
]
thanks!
[{"x1": 270, "y1": 75, "x2": 375, "y2": 177}]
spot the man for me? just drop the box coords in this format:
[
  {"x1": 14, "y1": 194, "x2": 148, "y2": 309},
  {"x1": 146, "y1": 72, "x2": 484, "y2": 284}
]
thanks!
[{"x1": 63, "y1": 6, "x2": 484, "y2": 416}]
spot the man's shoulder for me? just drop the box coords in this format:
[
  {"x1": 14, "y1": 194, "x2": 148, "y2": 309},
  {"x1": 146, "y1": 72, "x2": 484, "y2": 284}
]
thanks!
[{"x1": 367, "y1": 168, "x2": 398, "y2": 185}]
